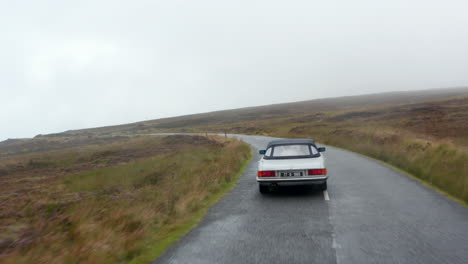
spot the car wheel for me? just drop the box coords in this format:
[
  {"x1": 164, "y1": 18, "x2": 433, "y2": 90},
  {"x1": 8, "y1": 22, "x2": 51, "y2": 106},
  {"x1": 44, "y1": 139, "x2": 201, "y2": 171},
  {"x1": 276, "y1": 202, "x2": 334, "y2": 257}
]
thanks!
[
  {"x1": 320, "y1": 181, "x2": 327, "y2": 191},
  {"x1": 259, "y1": 184, "x2": 269, "y2": 194}
]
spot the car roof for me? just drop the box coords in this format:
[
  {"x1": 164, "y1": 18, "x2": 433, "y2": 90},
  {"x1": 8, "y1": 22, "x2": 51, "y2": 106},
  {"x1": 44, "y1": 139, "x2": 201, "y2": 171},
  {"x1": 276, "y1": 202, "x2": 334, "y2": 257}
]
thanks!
[{"x1": 267, "y1": 139, "x2": 315, "y2": 148}]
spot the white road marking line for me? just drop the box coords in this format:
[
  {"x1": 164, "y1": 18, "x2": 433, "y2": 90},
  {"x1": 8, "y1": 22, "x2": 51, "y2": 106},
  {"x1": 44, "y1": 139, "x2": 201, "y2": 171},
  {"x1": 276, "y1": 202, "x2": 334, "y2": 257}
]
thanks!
[{"x1": 323, "y1": 190, "x2": 330, "y2": 201}]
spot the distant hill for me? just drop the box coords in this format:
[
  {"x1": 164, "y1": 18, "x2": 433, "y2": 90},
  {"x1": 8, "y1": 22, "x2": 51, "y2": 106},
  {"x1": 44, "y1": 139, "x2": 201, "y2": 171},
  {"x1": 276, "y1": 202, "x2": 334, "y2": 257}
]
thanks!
[{"x1": 49, "y1": 86, "x2": 468, "y2": 136}]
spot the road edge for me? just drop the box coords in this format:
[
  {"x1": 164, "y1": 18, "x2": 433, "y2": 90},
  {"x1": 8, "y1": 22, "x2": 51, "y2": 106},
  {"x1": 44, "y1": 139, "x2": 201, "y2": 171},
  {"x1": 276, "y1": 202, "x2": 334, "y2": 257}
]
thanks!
[{"x1": 323, "y1": 142, "x2": 468, "y2": 207}]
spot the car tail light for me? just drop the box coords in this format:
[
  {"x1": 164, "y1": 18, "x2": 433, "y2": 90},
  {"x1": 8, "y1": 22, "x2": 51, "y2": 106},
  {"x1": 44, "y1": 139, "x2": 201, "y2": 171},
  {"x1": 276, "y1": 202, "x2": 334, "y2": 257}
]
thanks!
[
  {"x1": 257, "y1": 171, "x2": 276, "y2": 177},
  {"x1": 307, "y1": 169, "x2": 327, "y2": 175}
]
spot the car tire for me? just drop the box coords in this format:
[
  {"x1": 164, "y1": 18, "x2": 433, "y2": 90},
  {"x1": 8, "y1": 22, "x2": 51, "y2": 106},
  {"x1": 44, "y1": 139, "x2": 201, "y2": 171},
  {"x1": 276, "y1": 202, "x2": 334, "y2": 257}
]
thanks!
[
  {"x1": 320, "y1": 181, "x2": 327, "y2": 191},
  {"x1": 259, "y1": 184, "x2": 269, "y2": 194}
]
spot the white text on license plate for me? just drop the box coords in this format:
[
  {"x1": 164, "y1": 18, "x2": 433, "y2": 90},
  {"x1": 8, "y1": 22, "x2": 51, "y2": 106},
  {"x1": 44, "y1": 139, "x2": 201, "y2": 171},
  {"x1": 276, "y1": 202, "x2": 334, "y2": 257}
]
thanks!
[{"x1": 279, "y1": 171, "x2": 304, "y2": 177}]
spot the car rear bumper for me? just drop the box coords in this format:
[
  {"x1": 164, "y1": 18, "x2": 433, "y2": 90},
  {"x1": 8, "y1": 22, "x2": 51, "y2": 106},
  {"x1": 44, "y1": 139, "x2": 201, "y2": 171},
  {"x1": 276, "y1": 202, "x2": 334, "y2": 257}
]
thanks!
[{"x1": 257, "y1": 176, "x2": 327, "y2": 186}]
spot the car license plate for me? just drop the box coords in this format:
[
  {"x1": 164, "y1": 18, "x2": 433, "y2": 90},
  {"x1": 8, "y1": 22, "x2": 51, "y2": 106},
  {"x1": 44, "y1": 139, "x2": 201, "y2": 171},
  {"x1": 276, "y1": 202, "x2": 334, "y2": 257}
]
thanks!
[{"x1": 279, "y1": 171, "x2": 304, "y2": 177}]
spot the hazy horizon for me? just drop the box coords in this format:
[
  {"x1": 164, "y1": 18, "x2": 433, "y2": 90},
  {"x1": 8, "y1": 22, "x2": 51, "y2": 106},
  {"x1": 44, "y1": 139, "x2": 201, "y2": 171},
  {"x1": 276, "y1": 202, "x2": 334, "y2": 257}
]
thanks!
[
  {"x1": 2, "y1": 1, "x2": 468, "y2": 140},
  {"x1": 4, "y1": 86, "x2": 467, "y2": 140}
]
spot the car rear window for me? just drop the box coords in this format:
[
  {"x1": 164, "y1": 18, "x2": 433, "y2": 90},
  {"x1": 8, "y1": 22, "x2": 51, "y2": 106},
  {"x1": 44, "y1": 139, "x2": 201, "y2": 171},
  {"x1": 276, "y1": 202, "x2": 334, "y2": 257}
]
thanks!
[
  {"x1": 273, "y1": 145, "x2": 311, "y2": 156},
  {"x1": 265, "y1": 144, "x2": 319, "y2": 159}
]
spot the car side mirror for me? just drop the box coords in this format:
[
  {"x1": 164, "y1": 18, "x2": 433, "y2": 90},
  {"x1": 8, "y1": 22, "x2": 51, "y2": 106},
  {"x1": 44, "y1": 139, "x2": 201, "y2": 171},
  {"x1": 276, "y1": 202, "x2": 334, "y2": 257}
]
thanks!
[
  {"x1": 318, "y1": 147, "x2": 326, "y2": 152},
  {"x1": 259, "y1": 150, "x2": 266, "y2": 155}
]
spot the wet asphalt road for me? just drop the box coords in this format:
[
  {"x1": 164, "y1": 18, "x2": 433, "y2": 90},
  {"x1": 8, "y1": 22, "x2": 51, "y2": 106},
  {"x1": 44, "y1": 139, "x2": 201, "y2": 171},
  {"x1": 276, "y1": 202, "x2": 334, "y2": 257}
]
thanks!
[{"x1": 154, "y1": 135, "x2": 468, "y2": 264}]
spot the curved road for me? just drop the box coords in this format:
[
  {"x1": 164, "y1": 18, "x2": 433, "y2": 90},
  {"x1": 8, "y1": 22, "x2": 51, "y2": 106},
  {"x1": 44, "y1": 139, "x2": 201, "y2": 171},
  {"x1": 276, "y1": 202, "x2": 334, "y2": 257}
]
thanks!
[{"x1": 154, "y1": 135, "x2": 468, "y2": 264}]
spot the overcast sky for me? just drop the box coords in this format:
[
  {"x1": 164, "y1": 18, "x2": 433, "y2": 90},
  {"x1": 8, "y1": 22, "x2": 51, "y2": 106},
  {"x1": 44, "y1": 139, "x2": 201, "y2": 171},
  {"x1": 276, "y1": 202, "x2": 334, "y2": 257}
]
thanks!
[{"x1": 1, "y1": 0, "x2": 468, "y2": 140}]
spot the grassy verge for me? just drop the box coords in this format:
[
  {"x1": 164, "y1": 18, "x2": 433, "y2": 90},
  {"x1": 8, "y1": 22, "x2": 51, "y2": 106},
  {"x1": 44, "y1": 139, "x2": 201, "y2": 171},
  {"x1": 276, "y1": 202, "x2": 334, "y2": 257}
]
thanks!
[{"x1": 0, "y1": 135, "x2": 251, "y2": 263}]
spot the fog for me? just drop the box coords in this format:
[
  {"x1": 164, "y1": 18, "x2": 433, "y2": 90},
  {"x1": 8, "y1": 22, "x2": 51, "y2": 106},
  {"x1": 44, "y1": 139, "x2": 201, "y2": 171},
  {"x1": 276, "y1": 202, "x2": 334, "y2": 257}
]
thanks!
[{"x1": 1, "y1": 0, "x2": 468, "y2": 140}]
